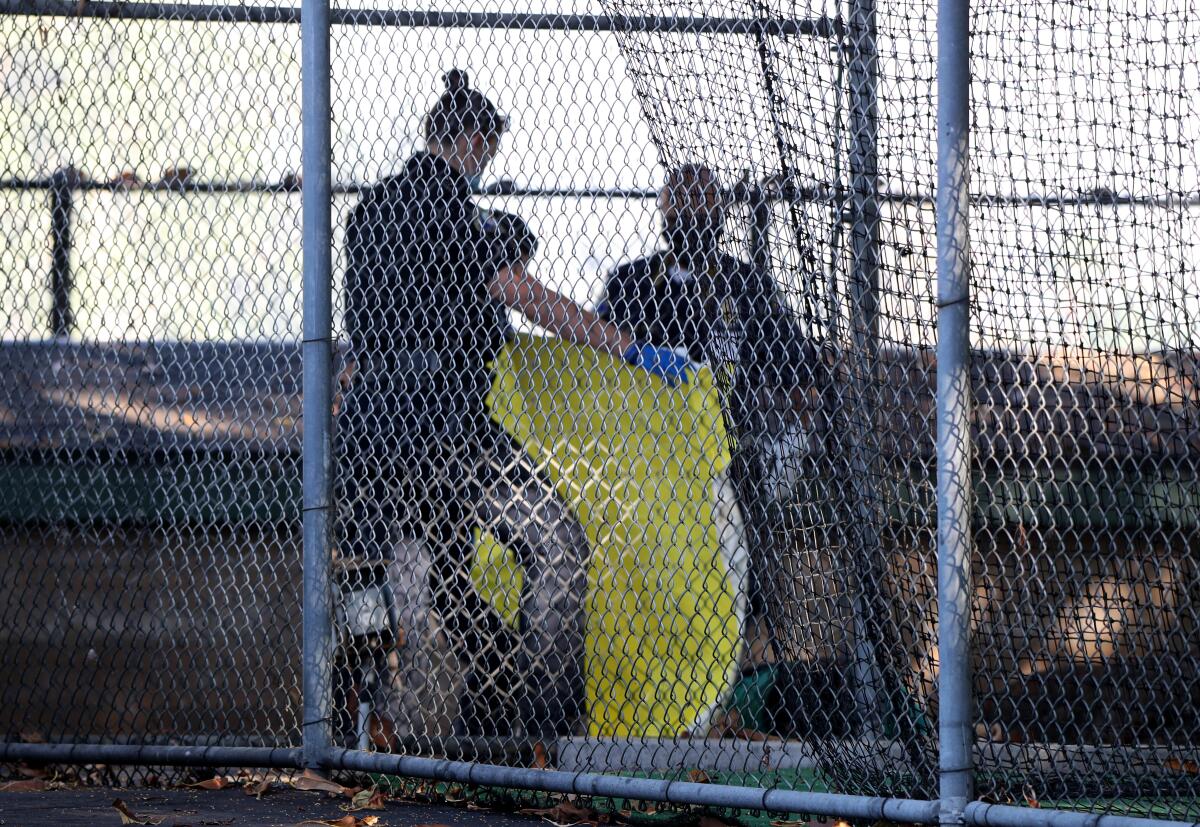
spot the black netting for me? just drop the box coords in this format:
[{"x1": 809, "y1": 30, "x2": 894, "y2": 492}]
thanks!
[{"x1": 599, "y1": 0, "x2": 1200, "y2": 815}]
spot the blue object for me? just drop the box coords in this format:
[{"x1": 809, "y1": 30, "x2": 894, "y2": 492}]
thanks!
[{"x1": 623, "y1": 343, "x2": 692, "y2": 386}]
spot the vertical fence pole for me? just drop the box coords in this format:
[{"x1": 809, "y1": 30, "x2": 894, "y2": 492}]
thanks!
[
  {"x1": 845, "y1": 1, "x2": 881, "y2": 724},
  {"x1": 301, "y1": 0, "x2": 334, "y2": 770},
  {"x1": 935, "y1": 0, "x2": 973, "y2": 823},
  {"x1": 846, "y1": 0, "x2": 894, "y2": 757},
  {"x1": 49, "y1": 169, "x2": 75, "y2": 338}
]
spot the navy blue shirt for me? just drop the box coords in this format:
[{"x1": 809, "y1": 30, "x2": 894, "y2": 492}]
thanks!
[{"x1": 599, "y1": 251, "x2": 808, "y2": 389}]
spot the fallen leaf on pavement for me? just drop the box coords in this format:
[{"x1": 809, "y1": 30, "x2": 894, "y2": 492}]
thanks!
[
  {"x1": 244, "y1": 777, "x2": 274, "y2": 798},
  {"x1": 520, "y1": 801, "x2": 607, "y2": 827},
  {"x1": 187, "y1": 777, "x2": 232, "y2": 791},
  {"x1": 292, "y1": 769, "x2": 358, "y2": 796},
  {"x1": 341, "y1": 787, "x2": 387, "y2": 812},
  {"x1": 0, "y1": 779, "x2": 48, "y2": 791},
  {"x1": 112, "y1": 798, "x2": 165, "y2": 825},
  {"x1": 298, "y1": 818, "x2": 381, "y2": 827}
]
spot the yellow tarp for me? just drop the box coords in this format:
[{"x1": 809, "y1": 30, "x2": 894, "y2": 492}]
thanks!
[{"x1": 471, "y1": 334, "x2": 740, "y2": 737}]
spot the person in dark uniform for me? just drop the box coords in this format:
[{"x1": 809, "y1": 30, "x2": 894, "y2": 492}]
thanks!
[
  {"x1": 337, "y1": 70, "x2": 691, "y2": 743},
  {"x1": 599, "y1": 164, "x2": 813, "y2": 618}
]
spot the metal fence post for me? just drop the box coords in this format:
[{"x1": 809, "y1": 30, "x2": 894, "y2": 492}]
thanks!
[
  {"x1": 935, "y1": 0, "x2": 974, "y2": 823},
  {"x1": 844, "y1": 0, "x2": 884, "y2": 740},
  {"x1": 301, "y1": 0, "x2": 334, "y2": 770},
  {"x1": 49, "y1": 168, "x2": 75, "y2": 338},
  {"x1": 845, "y1": 0, "x2": 933, "y2": 787}
]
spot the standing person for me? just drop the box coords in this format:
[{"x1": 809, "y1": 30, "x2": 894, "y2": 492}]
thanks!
[
  {"x1": 337, "y1": 69, "x2": 691, "y2": 743},
  {"x1": 598, "y1": 164, "x2": 815, "y2": 620}
]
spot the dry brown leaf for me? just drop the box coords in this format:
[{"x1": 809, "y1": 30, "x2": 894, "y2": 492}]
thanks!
[
  {"x1": 520, "y1": 801, "x2": 607, "y2": 827},
  {"x1": 112, "y1": 798, "x2": 165, "y2": 825},
  {"x1": 532, "y1": 741, "x2": 551, "y2": 769},
  {"x1": 292, "y1": 768, "x2": 356, "y2": 796},
  {"x1": 187, "y1": 777, "x2": 232, "y2": 791},
  {"x1": 297, "y1": 817, "x2": 380, "y2": 827},
  {"x1": 770, "y1": 820, "x2": 807, "y2": 827},
  {"x1": 341, "y1": 787, "x2": 387, "y2": 812},
  {"x1": 0, "y1": 779, "x2": 48, "y2": 791},
  {"x1": 687, "y1": 769, "x2": 711, "y2": 784},
  {"x1": 1165, "y1": 757, "x2": 1200, "y2": 775},
  {"x1": 244, "y1": 777, "x2": 275, "y2": 798},
  {"x1": 368, "y1": 714, "x2": 398, "y2": 751}
]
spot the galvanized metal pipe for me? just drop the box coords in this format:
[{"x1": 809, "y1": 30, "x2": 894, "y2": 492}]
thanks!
[
  {"x1": 300, "y1": 0, "x2": 334, "y2": 772},
  {"x1": 325, "y1": 747, "x2": 941, "y2": 822},
  {"x1": 964, "y1": 802, "x2": 1200, "y2": 827},
  {"x1": 0, "y1": 0, "x2": 840, "y2": 37},
  {"x1": 0, "y1": 742, "x2": 302, "y2": 768},
  {"x1": 48, "y1": 169, "x2": 75, "y2": 338},
  {"x1": 935, "y1": 0, "x2": 975, "y2": 824}
]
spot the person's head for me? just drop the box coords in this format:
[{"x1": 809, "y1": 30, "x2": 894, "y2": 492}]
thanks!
[
  {"x1": 659, "y1": 164, "x2": 726, "y2": 265},
  {"x1": 422, "y1": 69, "x2": 508, "y2": 184}
]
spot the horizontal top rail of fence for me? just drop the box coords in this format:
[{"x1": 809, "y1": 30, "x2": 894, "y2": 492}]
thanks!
[{"x1": 0, "y1": 0, "x2": 844, "y2": 36}]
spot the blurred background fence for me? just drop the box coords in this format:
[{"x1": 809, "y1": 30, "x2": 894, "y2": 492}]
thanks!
[{"x1": 1, "y1": 0, "x2": 1199, "y2": 825}]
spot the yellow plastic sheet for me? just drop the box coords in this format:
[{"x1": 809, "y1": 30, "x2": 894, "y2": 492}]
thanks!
[{"x1": 471, "y1": 334, "x2": 740, "y2": 737}]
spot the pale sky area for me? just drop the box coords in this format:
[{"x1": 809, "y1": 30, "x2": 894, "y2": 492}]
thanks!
[{"x1": 1, "y1": 0, "x2": 1197, "y2": 351}]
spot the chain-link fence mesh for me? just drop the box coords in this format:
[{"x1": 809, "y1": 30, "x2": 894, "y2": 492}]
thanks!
[
  {"x1": 1, "y1": 0, "x2": 1198, "y2": 821},
  {"x1": 0, "y1": 10, "x2": 306, "y2": 771}
]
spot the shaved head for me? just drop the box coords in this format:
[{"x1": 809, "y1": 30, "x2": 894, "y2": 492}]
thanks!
[
  {"x1": 659, "y1": 164, "x2": 725, "y2": 224},
  {"x1": 659, "y1": 164, "x2": 726, "y2": 265}
]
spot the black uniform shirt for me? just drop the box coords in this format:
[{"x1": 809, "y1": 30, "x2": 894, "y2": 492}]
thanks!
[
  {"x1": 343, "y1": 152, "x2": 509, "y2": 427},
  {"x1": 599, "y1": 251, "x2": 807, "y2": 390}
]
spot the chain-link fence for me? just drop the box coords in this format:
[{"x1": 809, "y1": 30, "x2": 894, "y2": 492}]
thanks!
[{"x1": 1, "y1": 0, "x2": 1197, "y2": 824}]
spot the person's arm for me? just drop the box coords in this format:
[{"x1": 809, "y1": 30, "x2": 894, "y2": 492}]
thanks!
[
  {"x1": 489, "y1": 259, "x2": 695, "y2": 386},
  {"x1": 488, "y1": 260, "x2": 633, "y2": 356},
  {"x1": 483, "y1": 211, "x2": 693, "y2": 385}
]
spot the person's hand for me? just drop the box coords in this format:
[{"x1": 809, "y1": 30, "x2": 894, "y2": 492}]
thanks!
[
  {"x1": 624, "y1": 343, "x2": 693, "y2": 387},
  {"x1": 481, "y1": 209, "x2": 538, "y2": 268}
]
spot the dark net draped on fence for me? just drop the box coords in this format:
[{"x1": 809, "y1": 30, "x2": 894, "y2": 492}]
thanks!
[
  {"x1": 1, "y1": 0, "x2": 1198, "y2": 821},
  {"x1": 600, "y1": 0, "x2": 1200, "y2": 811}
]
